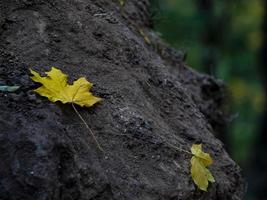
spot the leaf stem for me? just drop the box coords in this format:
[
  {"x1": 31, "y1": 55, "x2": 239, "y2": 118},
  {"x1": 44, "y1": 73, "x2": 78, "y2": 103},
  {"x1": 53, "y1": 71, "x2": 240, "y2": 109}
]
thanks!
[
  {"x1": 72, "y1": 103, "x2": 104, "y2": 152},
  {"x1": 166, "y1": 141, "x2": 192, "y2": 155},
  {"x1": 150, "y1": 130, "x2": 192, "y2": 155},
  {"x1": 71, "y1": 85, "x2": 104, "y2": 152}
]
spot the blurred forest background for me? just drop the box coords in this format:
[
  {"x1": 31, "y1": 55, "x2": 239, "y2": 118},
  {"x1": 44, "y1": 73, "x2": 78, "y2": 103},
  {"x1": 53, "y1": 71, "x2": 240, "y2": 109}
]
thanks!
[{"x1": 150, "y1": 0, "x2": 267, "y2": 199}]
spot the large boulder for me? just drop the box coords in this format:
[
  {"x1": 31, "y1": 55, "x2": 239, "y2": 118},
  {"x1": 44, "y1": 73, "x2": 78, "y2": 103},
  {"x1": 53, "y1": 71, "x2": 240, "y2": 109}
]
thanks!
[{"x1": 0, "y1": 0, "x2": 245, "y2": 199}]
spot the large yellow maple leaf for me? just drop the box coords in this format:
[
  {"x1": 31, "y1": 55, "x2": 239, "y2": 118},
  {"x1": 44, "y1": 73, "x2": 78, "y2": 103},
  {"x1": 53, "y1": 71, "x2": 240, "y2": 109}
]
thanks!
[
  {"x1": 30, "y1": 67, "x2": 101, "y2": 107},
  {"x1": 190, "y1": 144, "x2": 215, "y2": 191}
]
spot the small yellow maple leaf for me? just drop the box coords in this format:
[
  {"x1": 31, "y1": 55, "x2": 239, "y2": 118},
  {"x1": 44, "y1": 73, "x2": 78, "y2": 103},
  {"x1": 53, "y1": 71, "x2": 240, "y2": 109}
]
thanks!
[
  {"x1": 190, "y1": 144, "x2": 215, "y2": 191},
  {"x1": 139, "y1": 29, "x2": 151, "y2": 44},
  {"x1": 30, "y1": 67, "x2": 101, "y2": 107},
  {"x1": 119, "y1": 0, "x2": 125, "y2": 6}
]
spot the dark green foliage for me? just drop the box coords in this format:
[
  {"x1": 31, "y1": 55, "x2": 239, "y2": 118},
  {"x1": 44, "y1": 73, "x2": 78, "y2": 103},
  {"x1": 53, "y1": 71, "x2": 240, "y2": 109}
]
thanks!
[{"x1": 151, "y1": 1, "x2": 265, "y2": 199}]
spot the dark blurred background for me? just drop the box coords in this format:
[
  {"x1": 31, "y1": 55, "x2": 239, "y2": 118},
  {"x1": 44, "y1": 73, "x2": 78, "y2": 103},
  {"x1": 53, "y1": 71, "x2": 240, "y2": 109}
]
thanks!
[{"x1": 150, "y1": 0, "x2": 267, "y2": 199}]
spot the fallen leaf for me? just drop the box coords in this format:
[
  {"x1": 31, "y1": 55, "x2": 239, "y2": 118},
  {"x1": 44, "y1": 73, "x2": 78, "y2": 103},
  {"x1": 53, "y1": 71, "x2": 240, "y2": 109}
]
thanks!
[
  {"x1": 0, "y1": 85, "x2": 20, "y2": 92},
  {"x1": 139, "y1": 29, "x2": 151, "y2": 44},
  {"x1": 190, "y1": 144, "x2": 215, "y2": 191},
  {"x1": 119, "y1": 0, "x2": 125, "y2": 6},
  {"x1": 30, "y1": 67, "x2": 101, "y2": 107}
]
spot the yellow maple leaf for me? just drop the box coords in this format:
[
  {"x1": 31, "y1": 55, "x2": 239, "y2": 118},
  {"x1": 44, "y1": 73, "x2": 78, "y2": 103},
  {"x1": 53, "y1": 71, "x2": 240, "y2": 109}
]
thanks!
[
  {"x1": 139, "y1": 29, "x2": 151, "y2": 44},
  {"x1": 190, "y1": 144, "x2": 215, "y2": 191},
  {"x1": 30, "y1": 67, "x2": 101, "y2": 107},
  {"x1": 119, "y1": 0, "x2": 125, "y2": 6}
]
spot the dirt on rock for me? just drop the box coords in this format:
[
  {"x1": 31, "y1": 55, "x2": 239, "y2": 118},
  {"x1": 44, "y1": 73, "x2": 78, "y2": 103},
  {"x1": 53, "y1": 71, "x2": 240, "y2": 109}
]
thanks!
[{"x1": 0, "y1": 0, "x2": 245, "y2": 199}]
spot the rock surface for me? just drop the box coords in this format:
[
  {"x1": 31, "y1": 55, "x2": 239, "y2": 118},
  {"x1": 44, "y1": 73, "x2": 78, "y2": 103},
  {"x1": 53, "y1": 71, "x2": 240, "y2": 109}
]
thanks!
[{"x1": 0, "y1": 0, "x2": 245, "y2": 199}]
